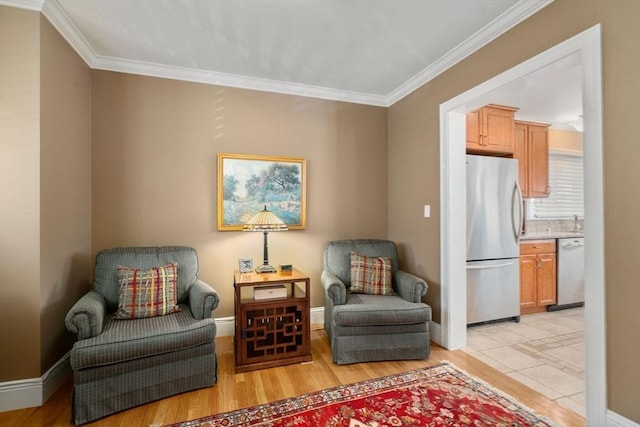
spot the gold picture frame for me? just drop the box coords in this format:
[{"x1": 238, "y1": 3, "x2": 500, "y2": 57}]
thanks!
[{"x1": 217, "y1": 153, "x2": 307, "y2": 231}]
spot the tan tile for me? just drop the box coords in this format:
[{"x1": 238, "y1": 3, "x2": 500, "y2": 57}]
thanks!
[
  {"x1": 503, "y1": 323, "x2": 556, "y2": 340},
  {"x1": 465, "y1": 332, "x2": 503, "y2": 351},
  {"x1": 562, "y1": 316, "x2": 585, "y2": 332},
  {"x1": 542, "y1": 345, "x2": 585, "y2": 371},
  {"x1": 555, "y1": 396, "x2": 586, "y2": 417},
  {"x1": 566, "y1": 342, "x2": 584, "y2": 352},
  {"x1": 518, "y1": 364, "x2": 585, "y2": 396},
  {"x1": 568, "y1": 337, "x2": 584, "y2": 345},
  {"x1": 506, "y1": 371, "x2": 562, "y2": 400},
  {"x1": 515, "y1": 343, "x2": 540, "y2": 354},
  {"x1": 468, "y1": 351, "x2": 514, "y2": 373},
  {"x1": 520, "y1": 313, "x2": 555, "y2": 324},
  {"x1": 482, "y1": 328, "x2": 529, "y2": 346},
  {"x1": 558, "y1": 364, "x2": 584, "y2": 380},
  {"x1": 467, "y1": 323, "x2": 502, "y2": 332},
  {"x1": 528, "y1": 320, "x2": 577, "y2": 336},
  {"x1": 463, "y1": 308, "x2": 585, "y2": 408},
  {"x1": 568, "y1": 392, "x2": 586, "y2": 406},
  {"x1": 480, "y1": 346, "x2": 544, "y2": 371}
]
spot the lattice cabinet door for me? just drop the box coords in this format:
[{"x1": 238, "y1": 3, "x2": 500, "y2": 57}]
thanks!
[{"x1": 241, "y1": 302, "x2": 306, "y2": 364}]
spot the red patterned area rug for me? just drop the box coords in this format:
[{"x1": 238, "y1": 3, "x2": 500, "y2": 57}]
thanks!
[{"x1": 167, "y1": 362, "x2": 559, "y2": 427}]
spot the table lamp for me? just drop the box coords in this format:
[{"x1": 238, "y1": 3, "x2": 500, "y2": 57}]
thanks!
[{"x1": 242, "y1": 206, "x2": 288, "y2": 273}]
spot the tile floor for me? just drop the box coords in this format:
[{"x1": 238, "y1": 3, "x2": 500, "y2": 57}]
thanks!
[{"x1": 463, "y1": 307, "x2": 585, "y2": 417}]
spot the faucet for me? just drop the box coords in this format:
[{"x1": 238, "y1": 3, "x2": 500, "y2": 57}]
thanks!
[{"x1": 574, "y1": 215, "x2": 582, "y2": 232}]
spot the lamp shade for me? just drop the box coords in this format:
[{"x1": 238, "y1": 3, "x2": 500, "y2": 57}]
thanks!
[
  {"x1": 242, "y1": 206, "x2": 287, "y2": 273},
  {"x1": 242, "y1": 206, "x2": 288, "y2": 232}
]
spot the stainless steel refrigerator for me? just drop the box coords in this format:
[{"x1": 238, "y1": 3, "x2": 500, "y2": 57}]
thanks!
[{"x1": 466, "y1": 154, "x2": 523, "y2": 325}]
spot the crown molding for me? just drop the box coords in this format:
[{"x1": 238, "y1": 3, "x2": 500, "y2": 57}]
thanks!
[
  {"x1": 515, "y1": 113, "x2": 579, "y2": 131},
  {"x1": 7, "y1": 0, "x2": 550, "y2": 107},
  {"x1": 91, "y1": 55, "x2": 389, "y2": 106},
  {"x1": 41, "y1": 0, "x2": 97, "y2": 65},
  {"x1": 385, "y1": 0, "x2": 555, "y2": 106},
  {"x1": 0, "y1": 0, "x2": 44, "y2": 11}
]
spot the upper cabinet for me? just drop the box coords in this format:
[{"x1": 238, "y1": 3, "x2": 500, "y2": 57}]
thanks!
[
  {"x1": 514, "y1": 120, "x2": 551, "y2": 198},
  {"x1": 466, "y1": 105, "x2": 519, "y2": 155}
]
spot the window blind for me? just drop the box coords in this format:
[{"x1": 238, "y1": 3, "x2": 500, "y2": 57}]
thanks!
[{"x1": 528, "y1": 152, "x2": 584, "y2": 219}]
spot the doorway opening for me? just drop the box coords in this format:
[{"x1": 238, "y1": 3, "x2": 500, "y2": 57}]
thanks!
[{"x1": 439, "y1": 25, "x2": 605, "y2": 425}]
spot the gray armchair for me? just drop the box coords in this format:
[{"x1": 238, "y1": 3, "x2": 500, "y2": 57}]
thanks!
[
  {"x1": 65, "y1": 246, "x2": 219, "y2": 425},
  {"x1": 321, "y1": 239, "x2": 431, "y2": 364}
]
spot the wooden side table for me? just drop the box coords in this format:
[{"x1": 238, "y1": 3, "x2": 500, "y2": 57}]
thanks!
[{"x1": 234, "y1": 268, "x2": 311, "y2": 373}]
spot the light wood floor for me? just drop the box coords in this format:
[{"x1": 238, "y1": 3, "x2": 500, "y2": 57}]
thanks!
[{"x1": 1, "y1": 327, "x2": 586, "y2": 426}]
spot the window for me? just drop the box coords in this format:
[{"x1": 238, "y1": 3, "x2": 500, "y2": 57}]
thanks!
[{"x1": 527, "y1": 151, "x2": 583, "y2": 219}]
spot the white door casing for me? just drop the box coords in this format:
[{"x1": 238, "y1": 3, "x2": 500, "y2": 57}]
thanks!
[{"x1": 439, "y1": 25, "x2": 605, "y2": 425}]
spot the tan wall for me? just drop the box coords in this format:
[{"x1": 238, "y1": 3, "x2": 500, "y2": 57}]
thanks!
[
  {"x1": 388, "y1": 0, "x2": 640, "y2": 421},
  {"x1": 549, "y1": 128, "x2": 583, "y2": 152},
  {"x1": 0, "y1": 6, "x2": 42, "y2": 381},
  {"x1": 91, "y1": 71, "x2": 388, "y2": 318},
  {"x1": 39, "y1": 16, "x2": 92, "y2": 373},
  {"x1": 0, "y1": 6, "x2": 91, "y2": 382},
  {"x1": 3, "y1": 0, "x2": 639, "y2": 421},
  {"x1": 387, "y1": 92, "x2": 442, "y2": 319}
]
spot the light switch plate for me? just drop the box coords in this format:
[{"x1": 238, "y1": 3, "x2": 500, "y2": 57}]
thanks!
[{"x1": 424, "y1": 205, "x2": 431, "y2": 218}]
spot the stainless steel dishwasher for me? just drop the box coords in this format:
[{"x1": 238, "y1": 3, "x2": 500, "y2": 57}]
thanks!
[{"x1": 548, "y1": 237, "x2": 584, "y2": 311}]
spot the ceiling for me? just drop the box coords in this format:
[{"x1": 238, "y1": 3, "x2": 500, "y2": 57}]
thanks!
[
  {"x1": 6, "y1": 0, "x2": 581, "y2": 128},
  {"x1": 486, "y1": 52, "x2": 583, "y2": 130}
]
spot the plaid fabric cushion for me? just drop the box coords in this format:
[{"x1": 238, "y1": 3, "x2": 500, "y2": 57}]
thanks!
[
  {"x1": 115, "y1": 263, "x2": 181, "y2": 319},
  {"x1": 349, "y1": 252, "x2": 394, "y2": 295}
]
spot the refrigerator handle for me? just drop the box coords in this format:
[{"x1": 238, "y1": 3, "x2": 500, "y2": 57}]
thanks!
[
  {"x1": 513, "y1": 182, "x2": 524, "y2": 242},
  {"x1": 466, "y1": 260, "x2": 518, "y2": 270}
]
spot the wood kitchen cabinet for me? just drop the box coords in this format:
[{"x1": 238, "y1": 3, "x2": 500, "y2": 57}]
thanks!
[
  {"x1": 466, "y1": 105, "x2": 519, "y2": 155},
  {"x1": 520, "y1": 239, "x2": 556, "y2": 314},
  {"x1": 514, "y1": 120, "x2": 550, "y2": 198}
]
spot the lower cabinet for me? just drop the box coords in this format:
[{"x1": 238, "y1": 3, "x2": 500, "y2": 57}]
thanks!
[{"x1": 520, "y1": 240, "x2": 556, "y2": 314}]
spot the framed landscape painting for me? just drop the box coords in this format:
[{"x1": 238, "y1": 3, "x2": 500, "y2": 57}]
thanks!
[{"x1": 217, "y1": 153, "x2": 307, "y2": 231}]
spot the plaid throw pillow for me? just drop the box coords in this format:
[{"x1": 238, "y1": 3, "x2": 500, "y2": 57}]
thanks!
[
  {"x1": 115, "y1": 263, "x2": 181, "y2": 319},
  {"x1": 350, "y1": 252, "x2": 394, "y2": 295}
]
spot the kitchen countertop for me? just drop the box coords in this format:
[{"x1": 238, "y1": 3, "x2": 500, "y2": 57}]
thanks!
[{"x1": 520, "y1": 231, "x2": 584, "y2": 240}]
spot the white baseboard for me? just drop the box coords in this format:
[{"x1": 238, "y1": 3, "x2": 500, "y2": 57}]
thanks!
[
  {"x1": 310, "y1": 306, "x2": 325, "y2": 326},
  {"x1": 429, "y1": 321, "x2": 442, "y2": 346},
  {"x1": 214, "y1": 307, "x2": 326, "y2": 337},
  {"x1": 0, "y1": 351, "x2": 71, "y2": 413},
  {"x1": 42, "y1": 352, "x2": 71, "y2": 403},
  {"x1": 608, "y1": 410, "x2": 640, "y2": 427},
  {"x1": 0, "y1": 378, "x2": 43, "y2": 413},
  {"x1": 215, "y1": 315, "x2": 235, "y2": 337}
]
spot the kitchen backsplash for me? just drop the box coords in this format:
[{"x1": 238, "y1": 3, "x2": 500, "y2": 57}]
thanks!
[{"x1": 525, "y1": 218, "x2": 584, "y2": 235}]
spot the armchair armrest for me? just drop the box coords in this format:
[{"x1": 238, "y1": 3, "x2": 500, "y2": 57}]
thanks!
[
  {"x1": 188, "y1": 279, "x2": 219, "y2": 319},
  {"x1": 321, "y1": 270, "x2": 347, "y2": 306},
  {"x1": 65, "y1": 290, "x2": 107, "y2": 340},
  {"x1": 394, "y1": 270, "x2": 428, "y2": 303}
]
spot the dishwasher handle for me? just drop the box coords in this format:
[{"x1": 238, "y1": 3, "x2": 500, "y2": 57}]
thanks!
[{"x1": 560, "y1": 240, "x2": 585, "y2": 248}]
